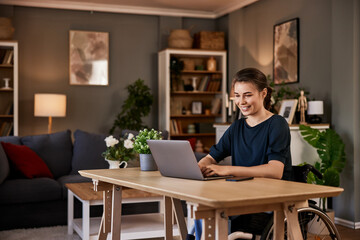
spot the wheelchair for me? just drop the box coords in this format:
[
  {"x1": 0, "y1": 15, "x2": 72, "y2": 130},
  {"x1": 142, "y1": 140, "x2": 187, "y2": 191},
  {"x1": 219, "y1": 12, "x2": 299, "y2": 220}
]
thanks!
[{"x1": 189, "y1": 164, "x2": 342, "y2": 240}]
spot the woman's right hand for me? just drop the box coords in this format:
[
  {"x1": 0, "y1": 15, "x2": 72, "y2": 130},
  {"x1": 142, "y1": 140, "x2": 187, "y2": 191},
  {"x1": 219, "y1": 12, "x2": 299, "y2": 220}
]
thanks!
[{"x1": 198, "y1": 154, "x2": 217, "y2": 175}]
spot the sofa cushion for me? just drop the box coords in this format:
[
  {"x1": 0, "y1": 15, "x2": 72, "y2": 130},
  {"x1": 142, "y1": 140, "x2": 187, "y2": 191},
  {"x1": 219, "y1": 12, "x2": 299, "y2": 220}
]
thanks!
[
  {"x1": 0, "y1": 143, "x2": 10, "y2": 184},
  {"x1": 71, "y1": 130, "x2": 108, "y2": 174},
  {"x1": 1, "y1": 142, "x2": 54, "y2": 179},
  {"x1": 21, "y1": 130, "x2": 73, "y2": 179},
  {"x1": 0, "y1": 135, "x2": 21, "y2": 145},
  {"x1": 0, "y1": 178, "x2": 62, "y2": 204},
  {"x1": 57, "y1": 174, "x2": 92, "y2": 198}
]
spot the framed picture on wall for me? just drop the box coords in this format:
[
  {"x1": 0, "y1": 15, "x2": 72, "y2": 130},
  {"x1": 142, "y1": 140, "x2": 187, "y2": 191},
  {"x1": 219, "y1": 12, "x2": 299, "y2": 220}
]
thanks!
[
  {"x1": 279, "y1": 99, "x2": 298, "y2": 124},
  {"x1": 273, "y1": 18, "x2": 299, "y2": 85},
  {"x1": 69, "y1": 30, "x2": 109, "y2": 86}
]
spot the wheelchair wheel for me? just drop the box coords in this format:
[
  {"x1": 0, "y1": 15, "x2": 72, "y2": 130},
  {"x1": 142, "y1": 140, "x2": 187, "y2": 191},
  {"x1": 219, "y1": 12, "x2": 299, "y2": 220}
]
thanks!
[{"x1": 260, "y1": 207, "x2": 341, "y2": 240}]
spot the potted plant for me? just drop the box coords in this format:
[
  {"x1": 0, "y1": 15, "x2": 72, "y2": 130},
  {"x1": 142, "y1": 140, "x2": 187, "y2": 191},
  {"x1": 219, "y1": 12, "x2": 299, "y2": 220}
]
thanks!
[
  {"x1": 102, "y1": 134, "x2": 135, "y2": 169},
  {"x1": 133, "y1": 128, "x2": 162, "y2": 171},
  {"x1": 299, "y1": 125, "x2": 346, "y2": 211},
  {"x1": 110, "y1": 78, "x2": 153, "y2": 134}
]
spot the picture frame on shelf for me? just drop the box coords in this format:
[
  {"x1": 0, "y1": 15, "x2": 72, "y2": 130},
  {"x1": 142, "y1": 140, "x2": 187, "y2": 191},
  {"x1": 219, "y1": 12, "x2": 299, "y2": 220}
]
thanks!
[
  {"x1": 273, "y1": 18, "x2": 299, "y2": 85},
  {"x1": 279, "y1": 99, "x2": 298, "y2": 124},
  {"x1": 69, "y1": 30, "x2": 109, "y2": 86},
  {"x1": 191, "y1": 101, "x2": 202, "y2": 115}
]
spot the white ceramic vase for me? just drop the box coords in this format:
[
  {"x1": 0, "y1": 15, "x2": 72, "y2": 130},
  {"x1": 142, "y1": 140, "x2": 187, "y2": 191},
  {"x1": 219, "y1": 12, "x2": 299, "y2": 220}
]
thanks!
[{"x1": 105, "y1": 159, "x2": 128, "y2": 169}]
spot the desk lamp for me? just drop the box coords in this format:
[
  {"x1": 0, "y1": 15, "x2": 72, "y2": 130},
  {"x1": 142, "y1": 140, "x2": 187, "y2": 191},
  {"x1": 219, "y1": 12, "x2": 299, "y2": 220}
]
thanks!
[
  {"x1": 307, "y1": 100, "x2": 323, "y2": 124},
  {"x1": 34, "y1": 93, "x2": 66, "y2": 134}
]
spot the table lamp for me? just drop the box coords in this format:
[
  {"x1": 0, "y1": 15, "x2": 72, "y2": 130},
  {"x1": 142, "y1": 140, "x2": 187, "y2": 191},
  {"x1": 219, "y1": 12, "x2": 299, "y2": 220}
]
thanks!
[
  {"x1": 307, "y1": 100, "x2": 323, "y2": 124},
  {"x1": 34, "y1": 93, "x2": 67, "y2": 134}
]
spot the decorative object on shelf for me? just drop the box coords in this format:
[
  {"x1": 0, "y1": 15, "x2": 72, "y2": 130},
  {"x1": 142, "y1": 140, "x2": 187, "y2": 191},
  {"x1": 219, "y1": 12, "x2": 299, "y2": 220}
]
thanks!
[
  {"x1": 183, "y1": 58, "x2": 195, "y2": 71},
  {"x1": 102, "y1": 134, "x2": 135, "y2": 169},
  {"x1": 168, "y1": 29, "x2": 193, "y2": 49},
  {"x1": 69, "y1": 30, "x2": 109, "y2": 86},
  {"x1": 187, "y1": 124, "x2": 195, "y2": 134},
  {"x1": 0, "y1": 17, "x2": 15, "y2": 40},
  {"x1": 297, "y1": 90, "x2": 308, "y2": 124},
  {"x1": 191, "y1": 77, "x2": 198, "y2": 91},
  {"x1": 195, "y1": 140, "x2": 204, "y2": 153},
  {"x1": 273, "y1": 18, "x2": 299, "y2": 84},
  {"x1": 194, "y1": 31, "x2": 225, "y2": 50},
  {"x1": 206, "y1": 57, "x2": 216, "y2": 71},
  {"x1": 191, "y1": 101, "x2": 202, "y2": 114},
  {"x1": 134, "y1": 128, "x2": 162, "y2": 171},
  {"x1": 195, "y1": 65, "x2": 204, "y2": 70},
  {"x1": 307, "y1": 101, "x2": 324, "y2": 124},
  {"x1": 34, "y1": 94, "x2": 66, "y2": 134},
  {"x1": 110, "y1": 79, "x2": 153, "y2": 134},
  {"x1": 2, "y1": 78, "x2": 11, "y2": 89},
  {"x1": 299, "y1": 125, "x2": 346, "y2": 211},
  {"x1": 278, "y1": 99, "x2": 298, "y2": 124}
]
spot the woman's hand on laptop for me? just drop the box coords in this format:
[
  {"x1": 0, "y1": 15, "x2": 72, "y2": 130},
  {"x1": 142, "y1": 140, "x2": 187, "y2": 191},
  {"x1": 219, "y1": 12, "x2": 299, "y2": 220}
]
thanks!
[
  {"x1": 198, "y1": 154, "x2": 217, "y2": 175},
  {"x1": 203, "y1": 164, "x2": 230, "y2": 177}
]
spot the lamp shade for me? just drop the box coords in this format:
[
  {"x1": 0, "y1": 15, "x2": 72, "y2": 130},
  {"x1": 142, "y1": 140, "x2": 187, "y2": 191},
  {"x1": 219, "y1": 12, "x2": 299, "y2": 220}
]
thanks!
[
  {"x1": 307, "y1": 101, "x2": 323, "y2": 115},
  {"x1": 34, "y1": 94, "x2": 66, "y2": 117}
]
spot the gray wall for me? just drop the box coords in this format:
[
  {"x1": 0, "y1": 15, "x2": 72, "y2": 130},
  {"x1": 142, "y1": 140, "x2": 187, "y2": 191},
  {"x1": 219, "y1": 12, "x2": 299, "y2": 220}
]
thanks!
[
  {"x1": 228, "y1": 0, "x2": 360, "y2": 223},
  {"x1": 3, "y1": 6, "x2": 220, "y2": 136}
]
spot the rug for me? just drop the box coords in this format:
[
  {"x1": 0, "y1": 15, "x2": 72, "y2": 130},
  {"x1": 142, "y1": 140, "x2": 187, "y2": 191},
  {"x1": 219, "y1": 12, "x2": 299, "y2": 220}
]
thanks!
[{"x1": 0, "y1": 225, "x2": 81, "y2": 240}]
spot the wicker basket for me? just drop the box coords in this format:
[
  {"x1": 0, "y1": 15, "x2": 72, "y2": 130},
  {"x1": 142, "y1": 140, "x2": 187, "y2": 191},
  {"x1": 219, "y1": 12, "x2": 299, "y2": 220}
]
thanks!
[
  {"x1": 194, "y1": 31, "x2": 225, "y2": 50},
  {"x1": 168, "y1": 29, "x2": 193, "y2": 49}
]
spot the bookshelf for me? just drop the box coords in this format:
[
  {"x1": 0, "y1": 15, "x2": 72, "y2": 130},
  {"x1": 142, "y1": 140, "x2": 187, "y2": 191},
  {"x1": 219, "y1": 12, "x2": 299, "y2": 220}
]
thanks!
[
  {"x1": 0, "y1": 41, "x2": 18, "y2": 136},
  {"x1": 158, "y1": 48, "x2": 227, "y2": 151}
]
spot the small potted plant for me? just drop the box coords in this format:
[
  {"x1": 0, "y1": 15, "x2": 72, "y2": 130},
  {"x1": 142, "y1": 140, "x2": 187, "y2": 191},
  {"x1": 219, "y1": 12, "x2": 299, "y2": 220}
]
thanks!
[
  {"x1": 102, "y1": 134, "x2": 135, "y2": 169},
  {"x1": 133, "y1": 128, "x2": 162, "y2": 171}
]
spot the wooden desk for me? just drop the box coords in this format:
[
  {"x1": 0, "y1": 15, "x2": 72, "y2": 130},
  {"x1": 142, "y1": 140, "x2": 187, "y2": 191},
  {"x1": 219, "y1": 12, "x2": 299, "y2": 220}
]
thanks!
[{"x1": 79, "y1": 168, "x2": 343, "y2": 240}]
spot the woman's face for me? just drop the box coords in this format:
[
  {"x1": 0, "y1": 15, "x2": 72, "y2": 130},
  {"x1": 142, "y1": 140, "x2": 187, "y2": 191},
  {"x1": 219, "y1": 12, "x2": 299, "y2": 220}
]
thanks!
[{"x1": 234, "y1": 82, "x2": 267, "y2": 117}]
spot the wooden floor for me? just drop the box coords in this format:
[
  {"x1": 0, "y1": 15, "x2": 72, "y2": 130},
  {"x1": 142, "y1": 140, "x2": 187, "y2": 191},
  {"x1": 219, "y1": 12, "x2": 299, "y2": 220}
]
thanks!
[{"x1": 336, "y1": 224, "x2": 360, "y2": 240}]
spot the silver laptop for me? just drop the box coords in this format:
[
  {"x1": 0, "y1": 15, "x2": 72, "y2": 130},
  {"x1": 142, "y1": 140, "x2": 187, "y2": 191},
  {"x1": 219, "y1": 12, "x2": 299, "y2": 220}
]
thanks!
[{"x1": 147, "y1": 140, "x2": 231, "y2": 181}]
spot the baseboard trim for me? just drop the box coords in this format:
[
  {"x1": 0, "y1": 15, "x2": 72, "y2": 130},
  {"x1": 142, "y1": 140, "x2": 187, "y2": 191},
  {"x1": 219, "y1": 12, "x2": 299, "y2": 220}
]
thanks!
[{"x1": 335, "y1": 217, "x2": 360, "y2": 229}]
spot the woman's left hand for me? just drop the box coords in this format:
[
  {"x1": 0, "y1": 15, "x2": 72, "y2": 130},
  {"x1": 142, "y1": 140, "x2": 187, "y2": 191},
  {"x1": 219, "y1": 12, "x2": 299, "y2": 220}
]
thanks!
[{"x1": 203, "y1": 164, "x2": 229, "y2": 177}]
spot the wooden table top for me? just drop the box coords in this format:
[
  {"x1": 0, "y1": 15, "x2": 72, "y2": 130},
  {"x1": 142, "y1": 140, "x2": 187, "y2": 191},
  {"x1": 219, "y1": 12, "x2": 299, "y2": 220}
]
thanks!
[
  {"x1": 79, "y1": 168, "x2": 343, "y2": 208},
  {"x1": 65, "y1": 182, "x2": 160, "y2": 201}
]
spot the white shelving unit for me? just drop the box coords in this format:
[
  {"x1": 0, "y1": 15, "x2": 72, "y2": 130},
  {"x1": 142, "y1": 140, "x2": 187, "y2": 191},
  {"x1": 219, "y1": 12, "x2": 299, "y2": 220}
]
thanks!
[
  {"x1": 0, "y1": 41, "x2": 18, "y2": 136},
  {"x1": 158, "y1": 48, "x2": 227, "y2": 149}
]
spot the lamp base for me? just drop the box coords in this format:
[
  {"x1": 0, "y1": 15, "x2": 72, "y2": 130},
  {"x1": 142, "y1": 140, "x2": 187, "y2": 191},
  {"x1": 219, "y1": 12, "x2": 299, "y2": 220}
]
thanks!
[{"x1": 308, "y1": 115, "x2": 322, "y2": 124}]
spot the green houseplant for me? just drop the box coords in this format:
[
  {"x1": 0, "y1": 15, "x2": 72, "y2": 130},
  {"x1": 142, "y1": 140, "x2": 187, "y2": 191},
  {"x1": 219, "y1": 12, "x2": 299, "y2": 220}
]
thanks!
[
  {"x1": 134, "y1": 128, "x2": 162, "y2": 171},
  {"x1": 110, "y1": 79, "x2": 153, "y2": 134},
  {"x1": 299, "y1": 125, "x2": 346, "y2": 210}
]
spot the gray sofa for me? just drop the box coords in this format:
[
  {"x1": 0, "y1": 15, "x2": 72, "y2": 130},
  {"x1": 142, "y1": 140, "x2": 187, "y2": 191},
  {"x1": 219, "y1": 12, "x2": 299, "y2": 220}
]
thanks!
[{"x1": 0, "y1": 129, "x2": 121, "y2": 230}]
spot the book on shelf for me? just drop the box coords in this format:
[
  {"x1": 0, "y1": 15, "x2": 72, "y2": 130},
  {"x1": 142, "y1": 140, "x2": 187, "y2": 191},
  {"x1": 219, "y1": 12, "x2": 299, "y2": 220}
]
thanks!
[
  {"x1": 170, "y1": 119, "x2": 183, "y2": 135},
  {"x1": 211, "y1": 98, "x2": 222, "y2": 114},
  {"x1": 4, "y1": 102, "x2": 13, "y2": 115},
  {"x1": 2, "y1": 50, "x2": 13, "y2": 65},
  {"x1": 0, "y1": 122, "x2": 13, "y2": 136}
]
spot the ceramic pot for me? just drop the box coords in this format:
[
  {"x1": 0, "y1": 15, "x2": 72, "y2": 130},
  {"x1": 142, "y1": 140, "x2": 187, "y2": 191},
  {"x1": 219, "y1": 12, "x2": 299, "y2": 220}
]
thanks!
[
  {"x1": 139, "y1": 154, "x2": 157, "y2": 171},
  {"x1": 105, "y1": 159, "x2": 128, "y2": 169}
]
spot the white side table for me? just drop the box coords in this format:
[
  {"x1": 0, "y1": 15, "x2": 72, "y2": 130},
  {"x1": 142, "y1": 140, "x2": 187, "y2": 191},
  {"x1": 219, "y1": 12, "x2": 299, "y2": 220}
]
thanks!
[{"x1": 66, "y1": 182, "x2": 175, "y2": 240}]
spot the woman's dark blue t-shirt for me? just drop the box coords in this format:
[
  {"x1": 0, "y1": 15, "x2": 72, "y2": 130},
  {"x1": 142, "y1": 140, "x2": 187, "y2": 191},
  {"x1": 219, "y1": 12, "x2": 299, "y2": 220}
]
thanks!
[{"x1": 209, "y1": 115, "x2": 292, "y2": 180}]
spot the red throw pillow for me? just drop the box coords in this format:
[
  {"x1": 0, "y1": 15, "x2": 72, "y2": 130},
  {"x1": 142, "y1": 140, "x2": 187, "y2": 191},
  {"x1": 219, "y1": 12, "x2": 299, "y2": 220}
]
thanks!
[
  {"x1": 1, "y1": 142, "x2": 53, "y2": 179},
  {"x1": 187, "y1": 137, "x2": 197, "y2": 151}
]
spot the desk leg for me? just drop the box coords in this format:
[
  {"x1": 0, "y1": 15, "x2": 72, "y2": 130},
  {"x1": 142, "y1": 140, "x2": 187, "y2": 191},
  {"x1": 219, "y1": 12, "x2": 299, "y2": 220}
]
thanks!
[
  {"x1": 67, "y1": 190, "x2": 74, "y2": 235},
  {"x1": 164, "y1": 196, "x2": 173, "y2": 240},
  {"x1": 98, "y1": 189, "x2": 112, "y2": 240},
  {"x1": 172, "y1": 198, "x2": 188, "y2": 240},
  {"x1": 202, "y1": 217, "x2": 215, "y2": 240},
  {"x1": 215, "y1": 209, "x2": 228, "y2": 240},
  {"x1": 273, "y1": 210, "x2": 285, "y2": 240},
  {"x1": 111, "y1": 185, "x2": 122, "y2": 240},
  {"x1": 284, "y1": 202, "x2": 305, "y2": 240}
]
